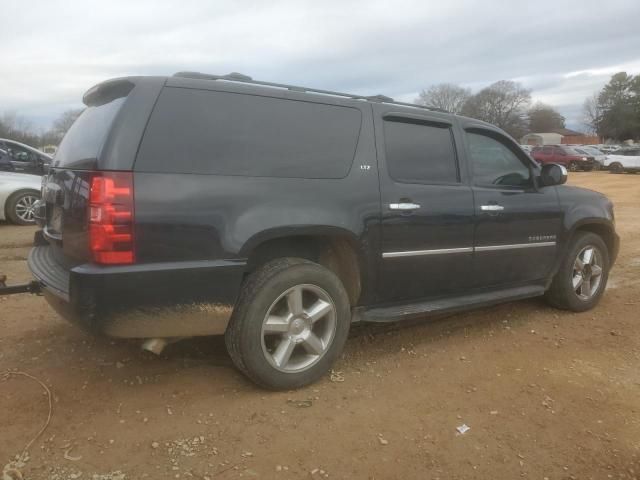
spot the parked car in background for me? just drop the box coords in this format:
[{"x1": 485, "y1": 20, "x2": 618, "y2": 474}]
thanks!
[
  {"x1": 575, "y1": 146, "x2": 607, "y2": 169},
  {"x1": 0, "y1": 171, "x2": 42, "y2": 225},
  {"x1": 0, "y1": 139, "x2": 52, "y2": 175},
  {"x1": 0, "y1": 149, "x2": 15, "y2": 172},
  {"x1": 41, "y1": 145, "x2": 58, "y2": 156},
  {"x1": 519, "y1": 144, "x2": 533, "y2": 153},
  {"x1": 531, "y1": 145, "x2": 597, "y2": 171},
  {"x1": 605, "y1": 148, "x2": 640, "y2": 174},
  {"x1": 598, "y1": 145, "x2": 621, "y2": 154}
]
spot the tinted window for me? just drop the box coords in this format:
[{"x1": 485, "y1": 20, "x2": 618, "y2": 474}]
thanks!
[
  {"x1": 542, "y1": 146, "x2": 553, "y2": 154},
  {"x1": 383, "y1": 120, "x2": 458, "y2": 184},
  {"x1": 5, "y1": 143, "x2": 35, "y2": 162},
  {"x1": 467, "y1": 132, "x2": 532, "y2": 187},
  {"x1": 553, "y1": 147, "x2": 566, "y2": 155},
  {"x1": 136, "y1": 88, "x2": 362, "y2": 178},
  {"x1": 54, "y1": 98, "x2": 124, "y2": 168}
]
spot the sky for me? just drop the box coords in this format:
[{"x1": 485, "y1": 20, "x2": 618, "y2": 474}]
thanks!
[{"x1": 2, "y1": 0, "x2": 640, "y2": 133}]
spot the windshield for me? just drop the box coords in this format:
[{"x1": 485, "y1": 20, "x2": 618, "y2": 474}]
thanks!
[
  {"x1": 563, "y1": 147, "x2": 585, "y2": 155},
  {"x1": 577, "y1": 147, "x2": 603, "y2": 155}
]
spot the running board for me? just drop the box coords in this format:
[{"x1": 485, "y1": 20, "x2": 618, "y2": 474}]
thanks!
[{"x1": 355, "y1": 285, "x2": 545, "y2": 323}]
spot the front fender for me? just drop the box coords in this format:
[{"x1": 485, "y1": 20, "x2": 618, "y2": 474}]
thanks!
[{"x1": 553, "y1": 185, "x2": 618, "y2": 274}]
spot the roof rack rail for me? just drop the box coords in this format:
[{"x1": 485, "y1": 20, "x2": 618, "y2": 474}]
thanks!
[{"x1": 172, "y1": 71, "x2": 449, "y2": 114}]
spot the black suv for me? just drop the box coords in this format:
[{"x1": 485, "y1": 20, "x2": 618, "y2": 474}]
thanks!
[{"x1": 29, "y1": 73, "x2": 619, "y2": 389}]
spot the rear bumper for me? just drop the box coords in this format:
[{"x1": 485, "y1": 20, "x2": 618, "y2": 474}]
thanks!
[{"x1": 28, "y1": 245, "x2": 246, "y2": 338}]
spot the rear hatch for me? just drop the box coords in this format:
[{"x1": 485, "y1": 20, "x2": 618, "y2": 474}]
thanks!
[{"x1": 41, "y1": 79, "x2": 138, "y2": 268}]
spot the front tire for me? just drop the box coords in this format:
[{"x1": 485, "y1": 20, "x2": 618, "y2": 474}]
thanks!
[
  {"x1": 568, "y1": 161, "x2": 579, "y2": 172},
  {"x1": 225, "y1": 258, "x2": 351, "y2": 390},
  {"x1": 545, "y1": 232, "x2": 609, "y2": 312},
  {"x1": 609, "y1": 162, "x2": 624, "y2": 174}
]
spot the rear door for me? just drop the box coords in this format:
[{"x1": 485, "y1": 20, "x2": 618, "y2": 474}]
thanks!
[
  {"x1": 462, "y1": 128, "x2": 562, "y2": 288},
  {"x1": 374, "y1": 106, "x2": 474, "y2": 303},
  {"x1": 537, "y1": 146, "x2": 554, "y2": 165}
]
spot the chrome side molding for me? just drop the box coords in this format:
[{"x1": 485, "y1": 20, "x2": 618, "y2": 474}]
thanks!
[
  {"x1": 382, "y1": 247, "x2": 473, "y2": 258},
  {"x1": 383, "y1": 241, "x2": 556, "y2": 258}
]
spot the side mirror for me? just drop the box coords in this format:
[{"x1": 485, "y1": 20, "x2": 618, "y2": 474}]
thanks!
[{"x1": 540, "y1": 163, "x2": 567, "y2": 186}]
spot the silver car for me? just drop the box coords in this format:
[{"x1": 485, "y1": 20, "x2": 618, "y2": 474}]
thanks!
[{"x1": 0, "y1": 171, "x2": 42, "y2": 225}]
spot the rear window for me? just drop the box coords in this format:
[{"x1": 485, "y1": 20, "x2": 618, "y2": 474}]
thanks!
[
  {"x1": 623, "y1": 149, "x2": 640, "y2": 156},
  {"x1": 135, "y1": 88, "x2": 362, "y2": 178},
  {"x1": 54, "y1": 97, "x2": 126, "y2": 169}
]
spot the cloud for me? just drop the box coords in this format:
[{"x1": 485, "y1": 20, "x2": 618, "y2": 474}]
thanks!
[{"x1": 1, "y1": 0, "x2": 639, "y2": 130}]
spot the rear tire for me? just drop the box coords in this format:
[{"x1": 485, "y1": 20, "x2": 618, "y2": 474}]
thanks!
[
  {"x1": 225, "y1": 258, "x2": 351, "y2": 390},
  {"x1": 545, "y1": 232, "x2": 609, "y2": 312},
  {"x1": 6, "y1": 190, "x2": 39, "y2": 225}
]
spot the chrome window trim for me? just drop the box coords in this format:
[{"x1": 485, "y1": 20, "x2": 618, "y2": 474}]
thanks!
[
  {"x1": 382, "y1": 241, "x2": 555, "y2": 258},
  {"x1": 474, "y1": 241, "x2": 556, "y2": 252}
]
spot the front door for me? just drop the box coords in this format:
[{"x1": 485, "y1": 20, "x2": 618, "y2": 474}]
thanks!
[
  {"x1": 375, "y1": 109, "x2": 475, "y2": 303},
  {"x1": 463, "y1": 129, "x2": 563, "y2": 288}
]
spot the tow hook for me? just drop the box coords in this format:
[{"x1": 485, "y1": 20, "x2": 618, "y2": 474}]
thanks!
[{"x1": 0, "y1": 274, "x2": 42, "y2": 296}]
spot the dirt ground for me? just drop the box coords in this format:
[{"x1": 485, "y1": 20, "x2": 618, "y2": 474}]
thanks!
[{"x1": 1, "y1": 172, "x2": 639, "y2": 480}]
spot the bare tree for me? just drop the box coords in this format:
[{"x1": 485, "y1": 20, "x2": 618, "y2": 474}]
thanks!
[
  {"x1": 581, "y1": 94, "x2": 601, "y2": 135},
  {"x1": 0, "y1": 111, "x2": 34, "y2": 138},
  {"x1": 461, "y1": 80, "x2": 531, "y2": 138},
  {"x1": 0, "y1": 111, "x2": 40, "y2": 146},
  {"x1": 415, "y1": 83, "x2": 471, "y2": 114},
  {"x1": 50, "y1": 108, "x2": 84, "y2": 142}
]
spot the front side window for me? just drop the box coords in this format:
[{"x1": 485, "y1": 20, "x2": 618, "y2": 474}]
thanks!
[
  {"x1": 467, "y1": 131, "x2": 532, "y2": 188},
  {"x1": 6, "y1": 144, "x2": 34, "y2": 162},
  {"x1": 383, "y1": 120, "x2": 458, "y2": 184}
]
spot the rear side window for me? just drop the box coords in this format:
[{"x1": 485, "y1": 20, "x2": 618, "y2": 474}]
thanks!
[
  {"x1": 135, "y1": 88, "x2": 362, "y2": 178},
  {"x1": 383, "y1": 119, "x2": 458, "y2": 184},
  {"x1": 54, "y1": 98, "x2": 124, "y2": 168}
]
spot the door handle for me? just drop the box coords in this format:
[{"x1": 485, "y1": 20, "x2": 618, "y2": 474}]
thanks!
[
  {"x1": 480, "y1": 204, "x2": 504, "y2": 211},
  {"x1": 389, "y1": 202, "x2": 421, "y2": 210}
]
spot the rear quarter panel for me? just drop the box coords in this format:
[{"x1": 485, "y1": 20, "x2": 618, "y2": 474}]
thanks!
[{"x1": 132, "y1": 94, "x2": 381, "y2": 303}]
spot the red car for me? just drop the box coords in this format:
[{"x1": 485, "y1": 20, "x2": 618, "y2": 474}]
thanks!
[{"x1": 531, "y1": 145, "x2": 597, "y2": 172}]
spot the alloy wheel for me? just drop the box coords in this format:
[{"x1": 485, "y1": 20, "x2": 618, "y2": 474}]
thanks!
[
  {"x1": 261, "y1": 284, "x2": 337, "y2": 373},
  {"x1": 572, "y1": 245, "x2": 604, "y2": 300},
  {"x1": 14, "y1": 194, "x2": 38, "y2": 223}
]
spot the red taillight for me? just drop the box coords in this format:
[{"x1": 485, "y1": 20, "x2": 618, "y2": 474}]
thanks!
[{"x1": 89, "y1": 172, "x2": 135, "y2": 265}]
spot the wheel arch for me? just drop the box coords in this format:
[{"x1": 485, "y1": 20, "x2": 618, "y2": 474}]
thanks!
[
  {"x1": 240, "y1": 227, "x2": 367, "y2": 306},
  {"x1": 566, "y1": 219, "x2": 618, "y2": 266}
]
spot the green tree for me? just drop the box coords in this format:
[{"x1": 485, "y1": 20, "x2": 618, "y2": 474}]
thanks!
[
  {"x1": 527, "y1": 102, "x2": 565, "y2": 132},
  {"x1": 596, "y1": 72, "x2": 640, "y2": 140}
]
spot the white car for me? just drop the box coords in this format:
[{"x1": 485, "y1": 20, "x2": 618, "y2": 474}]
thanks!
[
  {"x1": 0, "y1": 171, "x2": 42, "y2": 225},
  {"x1": 575, "y1": 146, "x2": 607, "y2": 169},
  {"x1": 605, "y1": 148, "x2": 640, "y2": 174}
]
